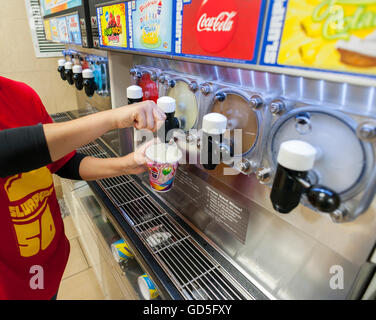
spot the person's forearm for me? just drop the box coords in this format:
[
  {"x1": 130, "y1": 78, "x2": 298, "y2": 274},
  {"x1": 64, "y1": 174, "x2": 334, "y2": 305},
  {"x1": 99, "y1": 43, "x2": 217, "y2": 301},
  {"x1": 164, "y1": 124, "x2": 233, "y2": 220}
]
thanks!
[
  {"x1": 43, "y1": 110, "x2": 115, "y2": 162},
  {"x1": 78, "y1": 156, "x2": 126, "y2": 181}
]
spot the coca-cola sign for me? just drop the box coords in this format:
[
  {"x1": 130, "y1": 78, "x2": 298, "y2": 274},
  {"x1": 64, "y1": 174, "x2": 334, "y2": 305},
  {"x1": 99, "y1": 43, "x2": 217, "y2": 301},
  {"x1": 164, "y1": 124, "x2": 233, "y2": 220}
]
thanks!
[
  {"x1": 179, "y1": 0, "x2": 265, "y2": 62},
  {"x1": 197, "y1": 12, "x2": 237, "y2": 32},
  {"x1": 196, "y1": 1, "x2": 238, "y2": 53}
]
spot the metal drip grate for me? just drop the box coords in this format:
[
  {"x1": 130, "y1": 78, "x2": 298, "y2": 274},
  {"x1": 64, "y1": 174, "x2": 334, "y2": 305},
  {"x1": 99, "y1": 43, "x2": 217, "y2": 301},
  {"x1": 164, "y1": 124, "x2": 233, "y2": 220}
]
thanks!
[
  {"x1": 71, "y1": 130, "x2": 251, "y2": 300},
  {"x1": 50, "y1": 112, "x2": 72, "y2": 123}
]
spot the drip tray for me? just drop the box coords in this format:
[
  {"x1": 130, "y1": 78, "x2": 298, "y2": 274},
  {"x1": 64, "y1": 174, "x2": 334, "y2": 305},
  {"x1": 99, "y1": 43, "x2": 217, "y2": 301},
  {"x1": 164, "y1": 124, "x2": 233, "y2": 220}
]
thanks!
[{"x1": 51, "y1": 112, "x2": 258, "y2": 300}]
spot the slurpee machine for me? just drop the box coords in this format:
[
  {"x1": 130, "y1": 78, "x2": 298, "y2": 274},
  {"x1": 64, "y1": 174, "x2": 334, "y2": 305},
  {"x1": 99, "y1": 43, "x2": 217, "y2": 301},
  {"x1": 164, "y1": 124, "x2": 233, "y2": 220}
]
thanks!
[{"x1": 50, "y1": 0, "x2": 376, "y2": 300}]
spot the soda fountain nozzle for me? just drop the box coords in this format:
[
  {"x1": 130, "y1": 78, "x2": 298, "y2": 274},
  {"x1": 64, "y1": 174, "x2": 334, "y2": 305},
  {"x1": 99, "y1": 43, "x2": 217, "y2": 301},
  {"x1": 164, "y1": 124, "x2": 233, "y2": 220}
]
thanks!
[
  {"x1": 201, "y1": 113, "x2": 232, "y2": 170},
  {"x1": 64, "y1": 62, "x2": 74, "y2": 85},
  {"x1": 127, "y1": 85, "x2": 143, "y2": 104},
  {"x1": 157, "y1": 96, "x2": 180, "y2": 143},
  {"x1": 270, "y1": 140, "x2": 341, "y2": 214},
  {"x1": 58, "y1": 59, "x2": 67, "y2": 81},
  {"x1": 72, "y1": 65, "x2": 83, "y2": 91},
  {"x1": 270, "y1": 140, "x2": 316, "y2": 213},
  {"x1": 82, "y1": 69, "x2": 97, "y2": 97}
]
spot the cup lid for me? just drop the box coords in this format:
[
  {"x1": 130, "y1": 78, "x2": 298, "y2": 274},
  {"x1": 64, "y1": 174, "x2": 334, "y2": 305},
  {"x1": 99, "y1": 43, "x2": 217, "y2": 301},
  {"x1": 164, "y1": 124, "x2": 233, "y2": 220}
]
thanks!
[
  {"x1": 277, "y1": 140, "x2": 316, "y2": 171},
  {"x1": 58, "y1": 59, "x2": 66, "y2": 67},
  {"x1": 64, "y1": 61, "x2": 73, "y2": 69},
  {"x1": 72, "y1": 65, "x2": 82, "y2": 73},
  {"x1": 157, "y1": 96, "x2": 176, "y2": 113},
  {"x1": 82, "y1": 68, "x2": 94, "y2": 79},
  {"x1": 146, "y1": 143, "x2": 182, "y2": 163},
  {"x1": 127, "y1": 85, "x2": 143, "y2": 99},
  {"x1": 202, "y1": 113, "x2": 227, "y2": 135}
]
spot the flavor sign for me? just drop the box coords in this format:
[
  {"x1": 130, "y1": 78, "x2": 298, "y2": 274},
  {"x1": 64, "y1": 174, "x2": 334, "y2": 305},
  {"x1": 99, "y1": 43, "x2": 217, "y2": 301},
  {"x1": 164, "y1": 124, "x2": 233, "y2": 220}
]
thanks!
[
  {"x1": 57, "y1": 16, "x2": 69, "y2": 43},
  {"x1": 261, "y1": 0, "x2": 376, "y2": 77},
  {"x1": 67, "y1": 14, "x2": 82, "y2": 45},
  {"x1": 97, "y1": 3, "x2": 128, "y2": 49},
  {"x1": 44, "y1": 19, "x2": 52, "y2": 41},
  {"x1": 50, "y1": 18, "x2": 60, "y2": 42},
  {"x1": 175, "y1": 0, "x2": 266, "y2": 63},
  {"x1": 40, "y1": 0, "x2": 82, "y2": 16},
  {"x1": 128, "y1": 0, "x2": 174, "y2": 53}
]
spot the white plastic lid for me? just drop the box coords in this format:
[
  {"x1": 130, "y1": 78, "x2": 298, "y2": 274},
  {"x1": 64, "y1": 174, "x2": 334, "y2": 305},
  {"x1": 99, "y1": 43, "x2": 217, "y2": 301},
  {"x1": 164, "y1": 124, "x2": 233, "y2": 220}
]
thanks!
[
  {"x1": 157, "y1": 96, "x2": 176, "y2": 113},
  {"x1": 127, "y1": 85, "x2": 143, "y2": 99},
  {"x1": 82, "y1": 68, "x2": 94, "y2": 79},
  {"x1": 64, "y1": 61, "x2": 72, "y2": 70},
  {"x1": 72, "y1": 65, "x2": 82, "y2": 73},
  {"x1": 202, "y1": 113, "x2": 227, "y2": 135},
  {"x1": 58, "y1": 59, "x2": 66, "y2": 67},
  {"x1": 277, "y1": 140, "x2": 317, "y2": 171},
  {"x1": 145, "y1": 143, "x2": 182, "y2": 163}
]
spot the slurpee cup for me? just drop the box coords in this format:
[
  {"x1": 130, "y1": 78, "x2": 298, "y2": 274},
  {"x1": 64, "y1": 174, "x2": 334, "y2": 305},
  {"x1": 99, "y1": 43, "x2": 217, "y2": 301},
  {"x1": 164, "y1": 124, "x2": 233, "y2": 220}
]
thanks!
[
  {"x1": 138, "y1": 274, "x2": 159, "y2": 300},
  {"x1": 111, "y1": 239, "x2": 134, "y2": 262},
  {"x1": 145, "y1": 143, "x2": 182, "y2": 192}
]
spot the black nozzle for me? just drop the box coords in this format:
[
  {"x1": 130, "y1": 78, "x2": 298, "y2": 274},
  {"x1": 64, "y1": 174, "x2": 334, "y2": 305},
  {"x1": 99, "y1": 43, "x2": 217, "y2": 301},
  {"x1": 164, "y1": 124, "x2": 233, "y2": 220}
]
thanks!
[
  {"x1": 162, "y1": 112, "x2": 180, "y2": 143},
  {"x1": 201, "y1": 133, "x2": 223, "y2": 171},
  {"x1": 270, "y1": 165, "x2": 308, "y2": 213},
  {"x1": 58, "y1": 66, "x2": 66, "y2": 81},
  {"x1": 65, "y1": 69, "x2": 74, "y2": 85},
  {"x1": 83, "y1": 78, "x2": 97, "y2": 97},
  {"x1": 73, "y1": 73, "x2": 83, "y2": 90}
]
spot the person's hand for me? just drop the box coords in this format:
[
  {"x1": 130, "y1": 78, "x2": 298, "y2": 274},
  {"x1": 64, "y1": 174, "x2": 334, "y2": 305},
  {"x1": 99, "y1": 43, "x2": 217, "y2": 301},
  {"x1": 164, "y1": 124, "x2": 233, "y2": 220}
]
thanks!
[
  {"x1": 121, "y1": 138, "x2": 160, "y2": 175},
  {"x1": 112, "y1": 100, "x2": 166, "y2": 131}
]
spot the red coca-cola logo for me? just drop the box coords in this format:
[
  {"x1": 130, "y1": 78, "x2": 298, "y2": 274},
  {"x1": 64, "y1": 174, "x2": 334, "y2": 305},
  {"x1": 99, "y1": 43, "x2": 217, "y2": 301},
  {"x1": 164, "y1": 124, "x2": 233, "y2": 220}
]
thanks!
[{"x1": 195, "y1": 0, "x2": 238, "y2": 53}]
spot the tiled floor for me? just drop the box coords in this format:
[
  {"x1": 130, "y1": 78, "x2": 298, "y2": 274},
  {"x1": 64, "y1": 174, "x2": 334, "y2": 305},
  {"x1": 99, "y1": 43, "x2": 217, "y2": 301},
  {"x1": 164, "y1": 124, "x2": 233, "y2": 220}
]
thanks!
[{"x1": 57, "y1": 216, "x2": 105, "y2": 300}]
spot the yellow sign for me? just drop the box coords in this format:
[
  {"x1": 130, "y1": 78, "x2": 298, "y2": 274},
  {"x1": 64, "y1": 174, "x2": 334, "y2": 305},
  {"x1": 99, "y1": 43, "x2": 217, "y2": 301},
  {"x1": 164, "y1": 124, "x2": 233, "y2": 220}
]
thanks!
[
  {"x1": 44, "y1": 19, "x2": 52, "y2": 41},
  {"x1": 98, "y1": 3, "x2": 127, "y2": 48},
  {"x1": 278, "y1": 0, "x2": 376, "y2": 75}
]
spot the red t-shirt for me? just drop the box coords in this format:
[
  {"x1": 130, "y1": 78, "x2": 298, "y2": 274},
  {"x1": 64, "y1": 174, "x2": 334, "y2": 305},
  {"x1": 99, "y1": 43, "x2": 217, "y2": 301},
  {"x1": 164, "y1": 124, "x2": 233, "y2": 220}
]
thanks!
[{"x1": 0, "y1": 76, "x2": 75, "y2": 299}]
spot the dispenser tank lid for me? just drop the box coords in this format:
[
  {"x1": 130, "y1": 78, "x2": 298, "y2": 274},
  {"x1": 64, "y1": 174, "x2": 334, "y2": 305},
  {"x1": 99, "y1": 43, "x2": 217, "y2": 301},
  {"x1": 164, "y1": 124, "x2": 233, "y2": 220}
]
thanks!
[
  {"x1": 127, "y1": 85, "x2": 143, "y2": 99},
  {"x1": 82, "y1": 68, "x2": 94, "y2": 79},
  {"x1": 157, "y1": 96, "x2": 176, "y2": 113},
  {"x1": 58, "y1": 59, "x2": 66, "y2": 67},
  {"x1": 64, "y1": 61, "x2": 73, "y2": 69},
  {"x1": 202, "y1": 113, "x2": 227, "y2": 135},
  {"x1": 277, "y1": 140, "x2": 316, "y2": 171},
  {"x1": 72, "y1": 65, "x2": 82, "y2": 73}
]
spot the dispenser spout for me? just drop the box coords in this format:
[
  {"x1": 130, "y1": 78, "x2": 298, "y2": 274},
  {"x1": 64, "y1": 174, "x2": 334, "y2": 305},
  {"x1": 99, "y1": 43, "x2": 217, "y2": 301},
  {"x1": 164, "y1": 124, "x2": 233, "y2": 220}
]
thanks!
[{"x1": 157, "y1": 96, "x2": 180, "y2": 143}]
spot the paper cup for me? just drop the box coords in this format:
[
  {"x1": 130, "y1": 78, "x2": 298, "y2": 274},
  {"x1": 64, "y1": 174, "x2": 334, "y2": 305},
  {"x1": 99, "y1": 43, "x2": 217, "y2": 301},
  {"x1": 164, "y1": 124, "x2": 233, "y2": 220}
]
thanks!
[
  {"x1": 138, "y1": 274, "x2": 159, "y2": 300},
  {"x1": 111, "y1": 239, "x2": 134, "y2": 262},
  {"x1": 145, "y1": 143, "x2": 182, "y2": 192}
]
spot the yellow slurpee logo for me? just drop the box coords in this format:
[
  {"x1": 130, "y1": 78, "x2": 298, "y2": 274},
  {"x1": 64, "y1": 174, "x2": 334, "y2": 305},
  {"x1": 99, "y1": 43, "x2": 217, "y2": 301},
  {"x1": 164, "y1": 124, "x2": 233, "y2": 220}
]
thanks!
[{"x1": 5, "y1": 167, "x2": 56, "y2": 258}]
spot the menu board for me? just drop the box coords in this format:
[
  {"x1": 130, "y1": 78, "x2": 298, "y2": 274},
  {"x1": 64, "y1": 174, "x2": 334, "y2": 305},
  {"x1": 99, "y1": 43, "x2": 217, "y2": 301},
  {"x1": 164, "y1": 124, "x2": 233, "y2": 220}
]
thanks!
[
  {"x1": 44, "y1": 19, "x2": 52, "y2": 41},
  {"x1": 174, "y1": 0, "x2": 266, "y2": 64},
  {"x1": 50, "y1": 19, "x2": 60, "y2": 42},
  {"x1": 67, "y1": 14, "x2": 82, "y2": 45},
  {"x1": 97, "y1": 2, "x2": 128, "y2": 49},
  {"x1": 40, "y1": 0, "x2": 82, "y2": 16},
  {"x1": 260, "y1": 0, "x2": 376, "y2": 78},
  {"x1": 57, "y1": 16, "x2": 69, "y2": 43},
  {"x1": 128, "y1": 0, "x2": 174, "y2": 53}
]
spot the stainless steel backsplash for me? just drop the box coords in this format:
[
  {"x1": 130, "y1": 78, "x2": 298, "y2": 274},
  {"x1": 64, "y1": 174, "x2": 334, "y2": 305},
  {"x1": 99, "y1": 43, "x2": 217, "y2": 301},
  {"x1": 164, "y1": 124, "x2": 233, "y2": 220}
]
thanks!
[{"x1": 109, "y1": 53, "x2": 376, "y2": 299}]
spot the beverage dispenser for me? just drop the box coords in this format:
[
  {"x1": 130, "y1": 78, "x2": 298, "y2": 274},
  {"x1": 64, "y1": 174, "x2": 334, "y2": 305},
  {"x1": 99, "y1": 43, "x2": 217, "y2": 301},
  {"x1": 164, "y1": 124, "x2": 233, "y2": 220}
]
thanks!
[
  {"x1": 73, "y1": 65, "x2": 83, "y2": 90},
  {"x1": 159, "y1": 71, "x2": 201, "y2": 132},
  {"x1": 57, "y1": 59, "x2": 67, "y2": 81},
  {"x1": 77, "y1": 0, "x2": 376, "y2": 301},
  {"x1": 261, "y1": 104, "x2": 375, "y2": 222},
  {"x1": 130, "y1": 66, "x2": 161, "y2": 103}
]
